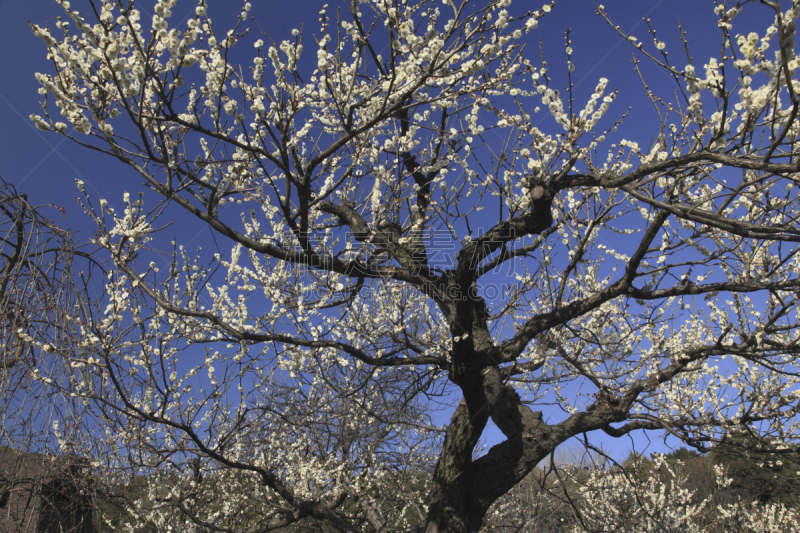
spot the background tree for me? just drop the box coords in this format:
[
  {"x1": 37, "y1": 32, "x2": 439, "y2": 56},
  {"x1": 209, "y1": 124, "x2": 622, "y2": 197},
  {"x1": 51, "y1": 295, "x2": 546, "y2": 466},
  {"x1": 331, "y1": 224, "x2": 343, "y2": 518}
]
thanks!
[
  {"x1": 481, "y1": 445, "x2": 800, "y2": 532},
  {"x1": 549, "y1": 452, "x2": 800, "y2": 532},
  {"x1": 0, "y1": 177, "x2": 92, "y2": 452},
  {"x1": 0, "y1": 178, "x2": 101, "y2": 532},
  {"x1": 27, "y1": 0, "x2": 800, "y2": 531},
  {"x1": 711, "y1": 431, "x2": 800, "y2": 506}
]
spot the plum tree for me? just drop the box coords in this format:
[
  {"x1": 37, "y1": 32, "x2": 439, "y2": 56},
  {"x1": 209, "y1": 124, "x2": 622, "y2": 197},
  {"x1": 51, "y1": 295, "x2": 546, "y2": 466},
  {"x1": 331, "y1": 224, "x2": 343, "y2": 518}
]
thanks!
[{"x1": 28, "y1": 0, "x2": 800, "y2": 531}]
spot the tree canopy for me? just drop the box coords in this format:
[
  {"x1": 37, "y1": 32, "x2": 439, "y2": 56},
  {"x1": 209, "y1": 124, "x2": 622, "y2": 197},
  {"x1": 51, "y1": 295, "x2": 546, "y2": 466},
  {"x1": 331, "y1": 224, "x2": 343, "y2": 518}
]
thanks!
[{"x1": 19, "y1": 0, "x2": 800, "y2": 531}]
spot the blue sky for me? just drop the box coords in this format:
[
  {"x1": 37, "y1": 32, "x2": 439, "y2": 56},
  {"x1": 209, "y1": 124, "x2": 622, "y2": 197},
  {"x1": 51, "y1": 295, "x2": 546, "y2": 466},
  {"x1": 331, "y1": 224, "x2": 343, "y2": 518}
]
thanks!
[{"x1": 0, "y1": 0, "x2": 779, "y2": 462}]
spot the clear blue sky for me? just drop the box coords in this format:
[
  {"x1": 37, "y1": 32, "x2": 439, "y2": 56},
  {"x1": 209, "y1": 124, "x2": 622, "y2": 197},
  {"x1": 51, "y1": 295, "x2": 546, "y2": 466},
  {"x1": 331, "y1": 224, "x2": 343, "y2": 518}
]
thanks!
[{"x1": 0, "y1": 0, "x2": 777, "y2": 462}]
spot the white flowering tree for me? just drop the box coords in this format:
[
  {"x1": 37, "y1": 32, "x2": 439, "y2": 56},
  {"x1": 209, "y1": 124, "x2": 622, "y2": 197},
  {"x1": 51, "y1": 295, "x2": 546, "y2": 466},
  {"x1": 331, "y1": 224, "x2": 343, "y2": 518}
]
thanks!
[
  {"x1": 556, "y1": 454, "x2": 800, "y2": 533},
  {"x1": 481, "y1": 447, "x2": 800, "y2": 532},
  {"x1": 28, "y1": 0, "x2": 800, "y2": 531}
]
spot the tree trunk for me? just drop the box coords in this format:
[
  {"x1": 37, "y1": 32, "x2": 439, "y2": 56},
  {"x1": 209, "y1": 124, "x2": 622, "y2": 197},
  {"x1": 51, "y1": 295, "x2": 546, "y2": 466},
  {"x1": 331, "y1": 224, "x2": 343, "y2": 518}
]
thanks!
[{"x1": 422, "y1": 379, "x2": 557, "y2": 532}]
